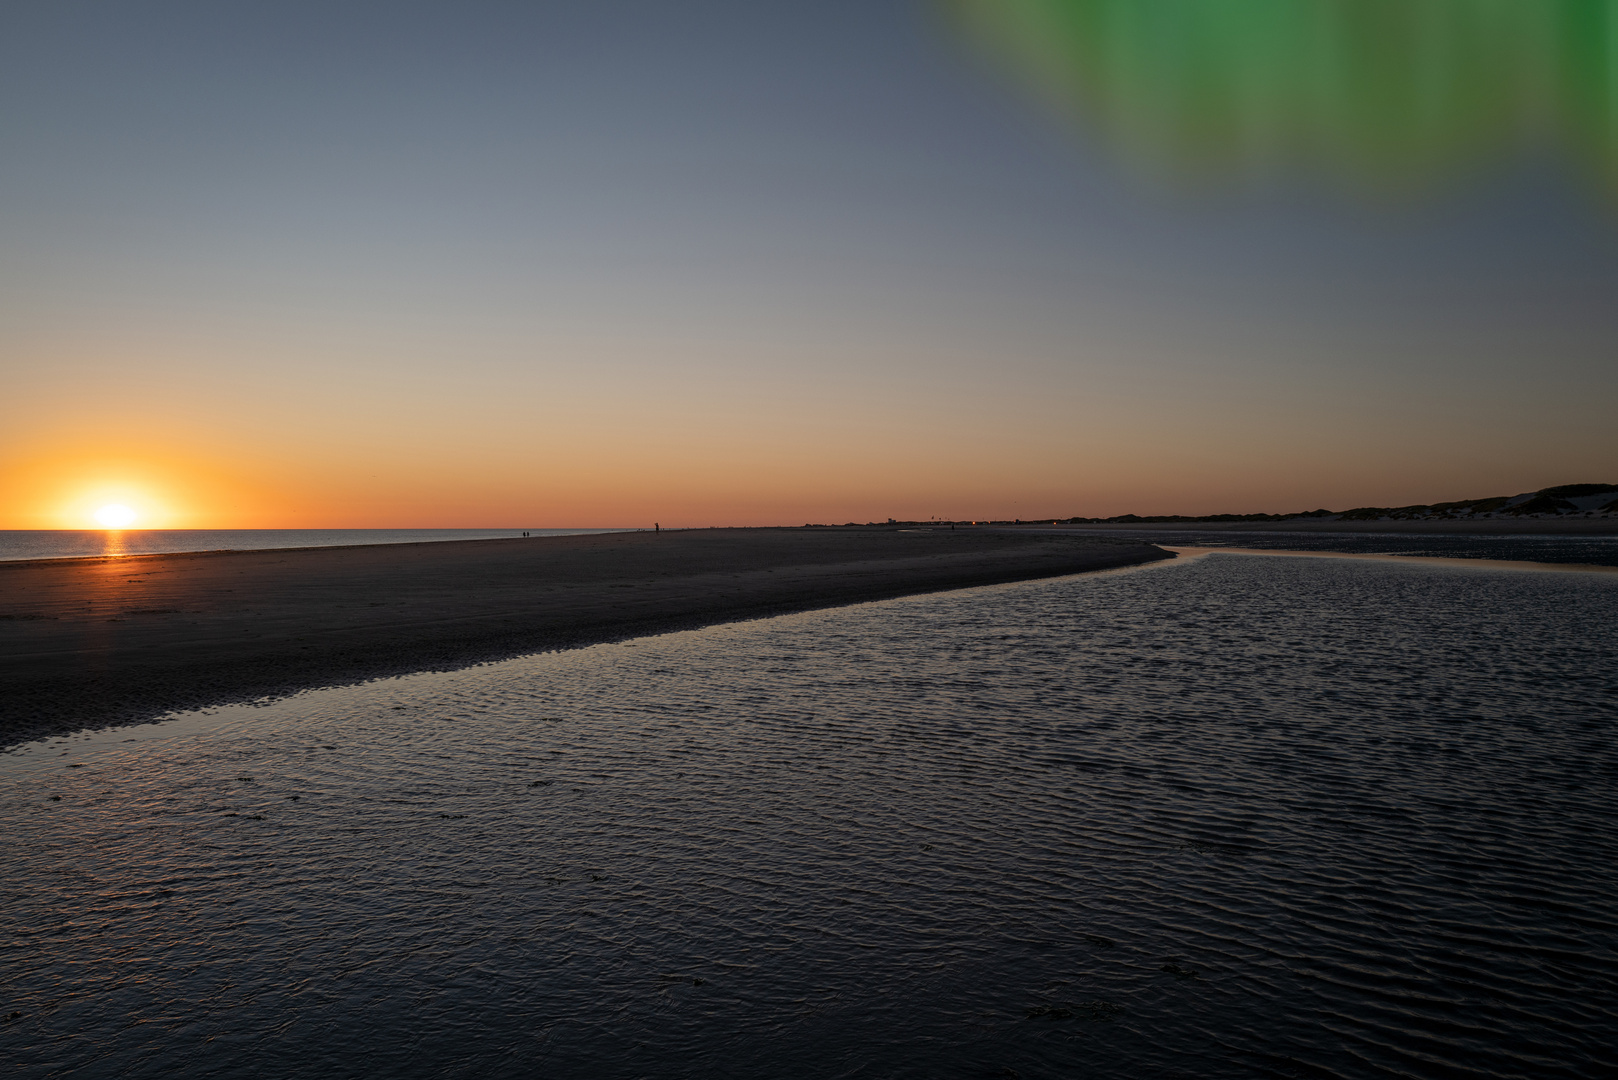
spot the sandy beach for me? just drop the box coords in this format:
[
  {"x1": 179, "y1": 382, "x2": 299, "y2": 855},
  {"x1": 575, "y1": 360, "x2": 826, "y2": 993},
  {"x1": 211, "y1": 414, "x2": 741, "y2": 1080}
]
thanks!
[{"x1": 0, "y1": 527, "x2": 1170, "y2": 744}]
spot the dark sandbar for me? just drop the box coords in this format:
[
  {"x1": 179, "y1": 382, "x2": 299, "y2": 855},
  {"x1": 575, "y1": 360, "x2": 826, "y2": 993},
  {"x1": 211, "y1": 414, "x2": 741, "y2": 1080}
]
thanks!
[{"x1": 0, "y1": 527, "x2": 1171, "y2": 744}]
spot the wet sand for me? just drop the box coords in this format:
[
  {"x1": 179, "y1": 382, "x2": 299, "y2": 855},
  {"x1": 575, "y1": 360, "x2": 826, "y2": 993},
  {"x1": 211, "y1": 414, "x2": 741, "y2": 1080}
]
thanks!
[{"x1": 0, "y1": 527, "x2": 1171, "y2": 744}]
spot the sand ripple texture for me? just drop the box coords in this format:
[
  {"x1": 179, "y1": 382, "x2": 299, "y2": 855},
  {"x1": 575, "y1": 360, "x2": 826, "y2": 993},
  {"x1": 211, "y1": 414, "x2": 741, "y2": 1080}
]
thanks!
[{"x1": 2, "y1": 554, "x2": 1615, "y2": 1079}]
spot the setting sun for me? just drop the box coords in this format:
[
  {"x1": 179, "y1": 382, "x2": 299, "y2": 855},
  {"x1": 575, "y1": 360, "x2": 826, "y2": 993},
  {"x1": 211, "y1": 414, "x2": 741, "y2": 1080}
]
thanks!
[
  {"x1": 93, "y1": 504, "x2": 138, "y2": 528},
  {"x1": 0, "y1": 456, "x2": 209, "y2": 529}
]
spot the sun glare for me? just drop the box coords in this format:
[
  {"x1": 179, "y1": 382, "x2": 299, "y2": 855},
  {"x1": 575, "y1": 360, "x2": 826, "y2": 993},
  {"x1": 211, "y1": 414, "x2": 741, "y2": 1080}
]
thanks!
[{"x1": 94, "y1": 503, "x2": 138, "y2": 529}]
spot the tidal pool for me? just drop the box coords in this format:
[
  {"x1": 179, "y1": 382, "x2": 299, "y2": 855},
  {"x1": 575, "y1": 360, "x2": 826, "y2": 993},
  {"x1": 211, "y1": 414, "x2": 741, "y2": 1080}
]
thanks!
[{"x1": 3, "y1": 553, "x2": 1614, "y2": 1078}]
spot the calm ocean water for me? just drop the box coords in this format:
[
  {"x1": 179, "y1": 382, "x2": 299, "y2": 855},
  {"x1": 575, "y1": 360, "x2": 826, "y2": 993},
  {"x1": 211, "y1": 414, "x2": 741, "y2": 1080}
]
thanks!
[
  {"x1": 3, "y1": 552, "x2": 1615, "y2": 1079},
  {"x1": 0, "y1": 529, "x2": 633, "y2": 562}
]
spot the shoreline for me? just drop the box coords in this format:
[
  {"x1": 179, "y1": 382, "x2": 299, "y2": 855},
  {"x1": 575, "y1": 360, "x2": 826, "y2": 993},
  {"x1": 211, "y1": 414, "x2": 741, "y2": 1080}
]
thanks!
[
  {"x1": 0, "y1": 527, "x2": 1171, "y2": 746},
  {"x1": 1016, "y1": 519, "x2": 1618, "y2": 536},
  {"x1": 1164, "y1": 546, "x2": 1618, "y2": 574}
]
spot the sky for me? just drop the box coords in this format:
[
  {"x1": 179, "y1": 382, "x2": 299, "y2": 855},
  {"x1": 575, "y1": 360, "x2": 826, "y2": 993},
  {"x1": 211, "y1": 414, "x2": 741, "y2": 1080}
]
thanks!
[{"x1": 4, "y1": 0, "x2": 1616, "y2": 528}]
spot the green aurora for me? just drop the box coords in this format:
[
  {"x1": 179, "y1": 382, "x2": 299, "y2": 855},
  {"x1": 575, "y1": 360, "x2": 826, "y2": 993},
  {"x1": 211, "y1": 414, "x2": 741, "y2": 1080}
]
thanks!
[{"x1": 944, "y1": 0, "x2": 1618, "y2": 198}]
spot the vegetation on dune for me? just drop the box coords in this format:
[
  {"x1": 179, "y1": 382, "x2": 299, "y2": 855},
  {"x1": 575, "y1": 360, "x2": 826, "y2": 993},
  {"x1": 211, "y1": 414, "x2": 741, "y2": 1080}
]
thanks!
[
  {"x1": 1067, "y1": 510, "x2": 1334, "y2": 524},
  {"x1": 801, "y1": 485, "x2": 1615, "y2": 528},
  {"x1": 1059, "y1": 483, "x2": 1615, "y2": 523},
  {"x1": 1502, "y1": 495, "x2": 1578, "y2": 515},
  {"x1": 1538, "y1": 483, "x2": 1618, "y2": 498}
]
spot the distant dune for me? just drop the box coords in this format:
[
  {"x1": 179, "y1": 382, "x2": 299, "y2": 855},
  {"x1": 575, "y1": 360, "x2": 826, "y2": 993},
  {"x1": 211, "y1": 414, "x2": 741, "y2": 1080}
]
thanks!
[{"x1": 997, "y1": 483, "x2": 1618, "y2": 527}]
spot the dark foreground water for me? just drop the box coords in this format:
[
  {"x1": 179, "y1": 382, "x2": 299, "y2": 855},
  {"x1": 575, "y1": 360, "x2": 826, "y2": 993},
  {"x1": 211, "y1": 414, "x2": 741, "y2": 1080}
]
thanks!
[
  {"x1": 3, "y1": 553, "x2": 1615, "y2": 1079},
  {"x1": 0, "y1": 529, "x2": 632, "y2": 562}
]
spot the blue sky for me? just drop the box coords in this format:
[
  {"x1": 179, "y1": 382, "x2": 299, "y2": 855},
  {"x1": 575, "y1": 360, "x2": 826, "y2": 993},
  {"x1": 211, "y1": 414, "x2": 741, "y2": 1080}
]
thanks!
[{"x1": 4, "y1": 0, "x2": 1614, "y2": 526}]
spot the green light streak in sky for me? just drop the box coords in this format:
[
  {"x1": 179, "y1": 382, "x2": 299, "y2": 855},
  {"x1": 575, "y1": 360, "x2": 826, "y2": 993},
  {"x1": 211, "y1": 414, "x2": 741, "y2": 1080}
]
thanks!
[{"x1": 944, "y1": 0, "x2": 1618, "y2": 198}]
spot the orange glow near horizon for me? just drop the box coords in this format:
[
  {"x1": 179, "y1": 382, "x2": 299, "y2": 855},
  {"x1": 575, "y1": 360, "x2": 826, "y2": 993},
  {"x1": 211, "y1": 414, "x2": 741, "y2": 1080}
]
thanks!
[
  {"x1": 55, "y1": 481, "x2": 171, "y2": 531},
  {"x1": 1, "y1": 381, "x2": 1610, "y2": 530},
  {"x1": 93, "y1": 503, "x2": 139, "y2": 528},
  {"x1": 3, "y1": 431, "x2": 1603, "y2": 531},
  {"x1": 3, "y1": 5, "x2": 1616, "y2": 535},
  {"x1": 0, "y1": 314, "x2": 1609, "y2": 532},
  {"x1": 3, "y1": 447, "x2": 260, "y2": 530}
]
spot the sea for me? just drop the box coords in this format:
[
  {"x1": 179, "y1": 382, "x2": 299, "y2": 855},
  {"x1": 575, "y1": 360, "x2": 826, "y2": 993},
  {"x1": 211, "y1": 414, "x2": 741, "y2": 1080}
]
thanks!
[
  {"x1": 3, "y1": 546, "x2": 1616, "y2": 1079},
  {"x1": 0, "y1": 528, "x2": 634, "y2": 562}
]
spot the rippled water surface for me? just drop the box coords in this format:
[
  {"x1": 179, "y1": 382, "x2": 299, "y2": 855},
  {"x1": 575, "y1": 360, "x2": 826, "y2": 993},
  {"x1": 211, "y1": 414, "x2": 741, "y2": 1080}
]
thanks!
[{"x1": 3, "y1": 554, "x2": 1616, "y2": 1079}]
